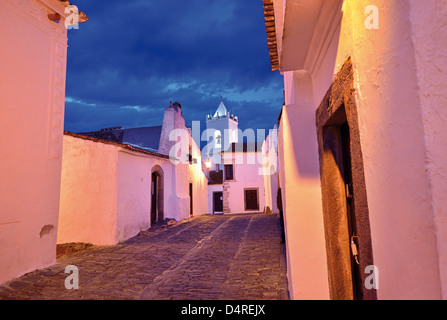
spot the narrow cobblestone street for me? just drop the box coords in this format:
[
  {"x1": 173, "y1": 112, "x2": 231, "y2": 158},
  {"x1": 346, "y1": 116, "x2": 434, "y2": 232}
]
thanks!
[{"x1": 0, "y1": 213, "x2": 288, "y2": 300}]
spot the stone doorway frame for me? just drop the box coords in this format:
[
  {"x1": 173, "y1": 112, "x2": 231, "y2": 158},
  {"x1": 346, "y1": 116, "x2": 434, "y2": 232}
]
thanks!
[{"x1": 315, "y1": 57, "x2": 377, "y2": 300}]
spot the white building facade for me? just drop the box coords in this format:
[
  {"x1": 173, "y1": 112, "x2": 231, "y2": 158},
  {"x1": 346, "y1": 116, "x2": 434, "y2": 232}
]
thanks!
[
  {"x1": 221, "y1": 143, "x2": 267, "y2": 214},
  {"x1": 263, "y1": 0, "x2": 447, "y2": 300},
  {"x1": 204, "y1": 100, "x2": 239, "y2": 171},
  {"x1": 0, "y1": 0, "x2": 86, "y2": 285},
  {"x1": 204, "y1": 101, "x2": 278, "y2": 215},
  {"x1": 58, "y1": 102, "x2": 209, "y2": 246}
]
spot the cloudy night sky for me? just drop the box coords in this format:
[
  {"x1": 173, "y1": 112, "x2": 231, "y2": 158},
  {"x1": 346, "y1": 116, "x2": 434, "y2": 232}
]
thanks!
[{"x1": 64, "y1": 0, "x2": 284, "y2": 143}]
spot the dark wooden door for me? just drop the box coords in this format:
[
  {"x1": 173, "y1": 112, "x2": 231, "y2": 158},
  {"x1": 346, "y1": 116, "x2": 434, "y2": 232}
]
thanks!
[
  {"x1": 245, "y1": 189, "x2": 259, "y2": 211},
  {"x1": 213, "y1": 192, "x2": 223, "y2": 213},
  {"x1": 340, "y1": 122, "x2": 363, "y2": 300},
  {"x1": 151, "y1": 173, "x2": 157, "y2": 223},
  {"x1": 189, "y1": 182, "x2": 193, "y2": 216}
]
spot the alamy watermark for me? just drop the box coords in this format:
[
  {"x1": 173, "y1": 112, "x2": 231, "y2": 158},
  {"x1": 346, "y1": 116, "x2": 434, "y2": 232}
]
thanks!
[
  {"x1": 64, "y1": 265, "x2": 79, "y2": 290},
  {"x1": 65, "y1": 5, "x2": 80, "y2": 30},
  {"x1": 365, "y1": 265, "x2": 379, "y2": 290},
  {"x1": 63, "y1": 263, "x2": 378, "y2": 292},
  {"x1": 365, "y1": 5, "x2": 379, "y2": 30},
  {"x1": 166, "y1": 122, "x2": 278, "y2": 176}
]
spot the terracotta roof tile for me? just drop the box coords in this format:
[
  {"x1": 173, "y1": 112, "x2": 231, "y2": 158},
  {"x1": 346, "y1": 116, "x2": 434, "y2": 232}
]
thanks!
[
  {"x1": 64, "y1": 131, "x2": 169, "y2": 159},
  {"x1": 262, "y1": 0, "x2": 279, "y2": 71}
]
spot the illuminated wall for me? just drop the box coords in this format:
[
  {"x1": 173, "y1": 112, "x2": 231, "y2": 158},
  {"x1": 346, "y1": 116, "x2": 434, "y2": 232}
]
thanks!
[
  {"x1": 270, "y1": 0, "x2": 447, "y2": 299},
  {"x1": 0, "y1": 0, "x2": 69, "y2": 284}
]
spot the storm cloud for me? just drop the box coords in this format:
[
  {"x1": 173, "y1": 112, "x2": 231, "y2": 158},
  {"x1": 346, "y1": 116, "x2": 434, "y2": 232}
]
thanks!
[{"x1": 64, "y1": 0, "x2": 284, "y2": 140}]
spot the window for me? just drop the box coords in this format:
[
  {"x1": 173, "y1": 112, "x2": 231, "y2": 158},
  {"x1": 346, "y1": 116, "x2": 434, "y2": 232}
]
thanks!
[
  {"x1": 224, "y1": 164, "x2": 234, "y2": 181},
  {"x1": 188, "y1": 145, "x2": 192, "y2": 165},
  {"x1": 214, "y1": 130, "x2": 222, "y2": 149}
]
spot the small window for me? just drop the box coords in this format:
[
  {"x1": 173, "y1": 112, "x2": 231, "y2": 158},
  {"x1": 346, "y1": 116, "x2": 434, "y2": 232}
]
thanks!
[
  {"x1": 224, "y1": 164, "x2": 234, "y2": 181},
  {"x1": 188, "y1": 145, "x2": 192, "y2": 165},
  {"x1": 214, "y1": 130, "x2": 222, "y2": 149}
]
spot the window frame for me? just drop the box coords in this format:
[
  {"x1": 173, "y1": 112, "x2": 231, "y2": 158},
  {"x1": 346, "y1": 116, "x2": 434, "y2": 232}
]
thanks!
[{"x1": 224, "y1": 164, "x2": 234, "y2": 181}]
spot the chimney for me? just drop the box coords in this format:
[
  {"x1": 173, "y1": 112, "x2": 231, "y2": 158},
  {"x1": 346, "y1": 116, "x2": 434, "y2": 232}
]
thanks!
[{"x1": 158, "y1": 101, "x2": 186, "y2": 156}]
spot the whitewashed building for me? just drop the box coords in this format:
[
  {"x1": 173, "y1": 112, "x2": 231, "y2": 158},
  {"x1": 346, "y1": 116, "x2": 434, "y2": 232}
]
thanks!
[
  {"x1": 0, "y1": 0, "x2": 86, "y2": 285},
  {"x1": 58, "y1": 101, "x2": 209, "y2": 246},
  {"x1": 220, "y1": 142, "x2": 269, "y2": 215},
  {"x1": 263, "y1": 0, "x2": 447, "y2": 300},
  {"x1": 205, "y1": 101, "x2": 278, "y2": 215},
  {"x1": 204, "y1": 100, "x2": 239, "y2": 171}
]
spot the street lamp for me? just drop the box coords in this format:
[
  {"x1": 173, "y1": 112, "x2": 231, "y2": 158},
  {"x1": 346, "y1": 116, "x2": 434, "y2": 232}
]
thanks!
[{"x1": 205, "y1": 158, "x2": 212, "y2": 170}]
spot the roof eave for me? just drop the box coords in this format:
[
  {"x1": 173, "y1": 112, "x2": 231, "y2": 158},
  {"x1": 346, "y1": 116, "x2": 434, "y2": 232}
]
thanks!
[
  {"x1": 263, "y1": 0, "x2": 280, "y2": 72},
  {"x1": 64, "y1": 131, "x2": 169, "y2": 159}
]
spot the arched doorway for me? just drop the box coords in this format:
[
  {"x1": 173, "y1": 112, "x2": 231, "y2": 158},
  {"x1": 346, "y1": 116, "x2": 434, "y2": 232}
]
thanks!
[{"x1": 150, "y1": 165, "x2": 164, "y2": 224}]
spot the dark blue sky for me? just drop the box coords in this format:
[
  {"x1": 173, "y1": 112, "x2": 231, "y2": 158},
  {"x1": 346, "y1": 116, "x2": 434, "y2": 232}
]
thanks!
[{"x1": 64, "y1": 0, "x2": 283, "y2": 138}]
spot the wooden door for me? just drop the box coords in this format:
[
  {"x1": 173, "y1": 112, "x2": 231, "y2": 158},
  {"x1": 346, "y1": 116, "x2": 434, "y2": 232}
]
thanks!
[
  {"x1": 244, "y1": 189, "x2": 259, "y2": 211},
  {"x1": 213, "y1": 192, "x2": 223, "y2": 213},
  {"x1": 151, "y1": 173, "x2": 158, "y2": 223},
  {"x1": 340, "y1": 122, "x2": 363, "y2": 299},
  {"x1": 189, "y1": 182, "x2": 193, "y2": 216}
]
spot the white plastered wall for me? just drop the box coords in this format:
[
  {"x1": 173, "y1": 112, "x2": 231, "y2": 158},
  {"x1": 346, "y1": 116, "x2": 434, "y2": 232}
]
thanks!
[
  {"x1": 58, "y1": 135, "x2": 119, "y2": 245},
  {"x1": 319, "y1": 0, "x2": 443, "y2": 299},
  {"x1": 222, "y1": 153, "x2": 267, "y2": 214},
  {"x1": 116, "y1": 151, "x2": 173, "y2": 242},
  {"x1": 278, "y1": 69, "x2": 329, "y2": 300},
  {"x1": 279, "y1": 0, "x2": 447, "y2": 299},
  {"x1": 0, "y1": 0, "x2": 68, "y2": 284}
]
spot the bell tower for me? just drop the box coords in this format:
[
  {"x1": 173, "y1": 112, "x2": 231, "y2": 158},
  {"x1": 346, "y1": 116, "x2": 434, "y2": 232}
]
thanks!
[{"x1": 204, "y1": 99, "x2": 239, "y2": 170}]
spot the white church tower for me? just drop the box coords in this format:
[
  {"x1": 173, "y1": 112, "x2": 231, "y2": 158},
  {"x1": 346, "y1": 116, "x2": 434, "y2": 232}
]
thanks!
[{"x1": 205, "y1": 99, "x2": 239, "y2": 170}]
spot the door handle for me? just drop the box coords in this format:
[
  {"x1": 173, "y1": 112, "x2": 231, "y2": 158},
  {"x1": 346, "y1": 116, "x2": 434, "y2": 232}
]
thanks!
[{"x1": 346, "y1": 184, "x2": 352, "y2": 199}]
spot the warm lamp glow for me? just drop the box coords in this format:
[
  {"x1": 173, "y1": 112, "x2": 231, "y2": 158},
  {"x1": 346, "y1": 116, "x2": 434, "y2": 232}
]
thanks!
[{"x1": 205, "y1": 159, "x2": 212, "y2": 169}]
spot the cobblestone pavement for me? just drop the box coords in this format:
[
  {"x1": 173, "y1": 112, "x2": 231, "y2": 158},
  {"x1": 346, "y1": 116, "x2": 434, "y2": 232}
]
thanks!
[{"x1": 0, "y1": 213, "x2": 288, "y2": 300}]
